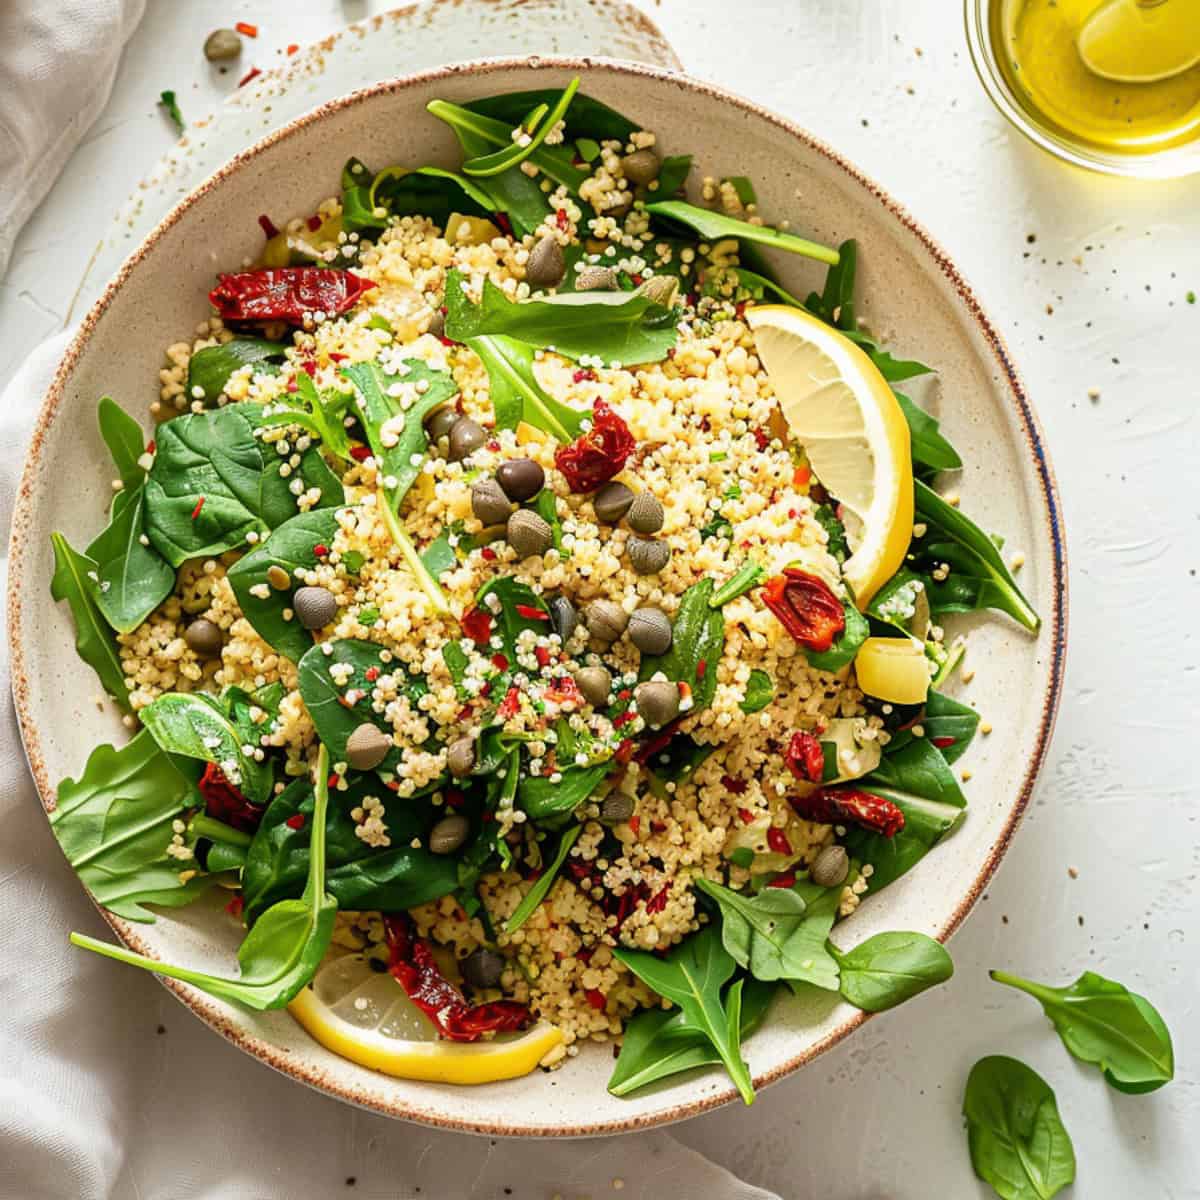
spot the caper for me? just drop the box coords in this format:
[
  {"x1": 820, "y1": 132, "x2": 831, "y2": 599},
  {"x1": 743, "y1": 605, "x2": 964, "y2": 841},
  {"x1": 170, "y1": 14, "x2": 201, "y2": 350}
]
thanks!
[
  {"x1": 293, "y1": 585, "x2": 338, "y2": 630},
  {"x1": 345, "y1": 722, "x2": 391, "y2": 771},
  {"x1": 524, "y1": 235, "x2": 566, "y2": 289},
  {"x1": 425, "y1": 405, "x2": 459, "y2": 443},
  {"x1": 574, "y1": 666, "x2": 612, "y2": 708},
  {"x1": 471, "y1": 478, "x2": 513, "y2": 526},
  {"x1": 447, "y1": 736, "x2": 476, "y2": 778},
  {"x1": 506, "y1": 509, "x2": 553, "y2": 559},
  {"x1": 429, "y1": 814, "x2": 470, "y2": 855},
  {"x1": 576, "y1": 265, "x2": 619, "y2": 292},
  {"x1": 600, "y1": 791, "x2": 636, "y2": 824},
  {"x1": 447, "y1": 417, "x2": 486, "y2": 462},
  {"x1": 496, "y1": 457, "x2": 545, "y2": 503},
  {"x1": 626, "y1": 492, "x2": 665, "y2": 534},
  {"x1": 426, "y1": 308, "x2": 446, "y2": 338},
  {"x1": 548, "y1": 595, "x2": 579, "y2": 643},
  {"x1": 266, "y1": 564, "x2": 292, "y2": 591},
  {"x1": 628, "y1": 607, "x2": 673, "y2": 655},
  {"x1": 461, "y1": 946, "x2": 505, "y2": 990},
  {"x1": 184, "y1": 618, "x2": 223, "y2": 659},
  {"x1": 584, "y1": 599, "x2": 628, "y2": 643},
  {"x1": 627, "y1": 536, "x2": 671, "y2": 575},
  {"x1": 203, "y1": 28, "x2": 242, "y2": 62},
  {"x1": 592, "y1": 480, "x2": 634, "y2": 524},
  {"x1": 636, "y1": 275, "x2": 679, "y2": 308},
  {"x1": 634, "y1": 680, "x2": 680, "y2": 728},
  {"x1": 811, "y1": 844, "x2": 850, "y2": 888},
  {"x1": 621, "y1": 148, "x2": 661, "y2": 186}
]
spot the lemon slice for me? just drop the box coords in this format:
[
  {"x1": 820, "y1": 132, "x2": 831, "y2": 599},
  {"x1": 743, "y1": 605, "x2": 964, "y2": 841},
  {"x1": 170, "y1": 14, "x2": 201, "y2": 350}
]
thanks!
[
  {"x1": 289, "y1": 952, "x2": 563, "y2": 1084},
  {"x1": 746, "y1": 305, "x2": 914, "y2": 607},
  {"x1": 854, "y1": 636, "x2": 931, "y2": 705},
  {"x1": 1077, "y1": 0, "x2": 1200, "y2": 83}
]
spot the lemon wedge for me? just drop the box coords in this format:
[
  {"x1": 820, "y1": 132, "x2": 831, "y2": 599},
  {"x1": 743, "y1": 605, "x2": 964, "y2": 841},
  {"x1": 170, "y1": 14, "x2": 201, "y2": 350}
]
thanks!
[
  {"x1": 1077, "y1": 0, "x2": 1200, "y2": 84},
  {"x1": 854, "y1": 636, "x2": 931, "y2": 705},
  {"x1": 746, "y1": 305, "x2": 914, "y2": 607},
  {"x1": 289, "y1": 952, "x2": 563, "y2": 1084}
]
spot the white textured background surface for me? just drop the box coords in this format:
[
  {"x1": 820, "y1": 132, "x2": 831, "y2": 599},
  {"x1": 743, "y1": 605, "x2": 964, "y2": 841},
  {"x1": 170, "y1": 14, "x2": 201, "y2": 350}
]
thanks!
[{"x1": 2, "y1": 1, "x2": 1197, "y2": 1196}]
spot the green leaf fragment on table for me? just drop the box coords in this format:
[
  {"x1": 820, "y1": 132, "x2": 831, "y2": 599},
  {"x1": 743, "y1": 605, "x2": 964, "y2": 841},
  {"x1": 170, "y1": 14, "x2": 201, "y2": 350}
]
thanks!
[
  {"x1": 645, "y1": 200, "x2": 840, "y2": 266},
  {"x1": 158, "y1": 90, "x2": 184, "y2": 133},
  {"x1": 990, "y1": 969, "x2": 1174, "y2": 1094},
  {"x1": 963, "y1": 1056, "x2": 1076, "y2": 1200},
  {"x1": 49, "y1": 730, "x2": 209, "y2": 922},
  {"x1": 739, "y1": 669, "x2": 774, "y2": 714},
  {"x1": 504, "y1": 824, "x2": 582, "y2": 933},
  {"x1": 831, "y1": 931, "x2": 953, "y2": 1012},
  {"x1": 639, "y1": 577, "x2": 725, "y2": 713},
  {"x1": 185, "y1": 338, "x2": 287, "y2": 405},
  {"x1": 465, "y1": 333, "x2": 586, "y2": 441}
]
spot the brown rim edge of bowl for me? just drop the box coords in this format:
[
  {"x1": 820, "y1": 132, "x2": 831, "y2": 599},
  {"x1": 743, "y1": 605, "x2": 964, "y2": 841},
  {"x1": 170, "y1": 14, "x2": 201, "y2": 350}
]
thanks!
[{"x1": 6, "y1": 54, "x2": 1068, "y2": 1139}]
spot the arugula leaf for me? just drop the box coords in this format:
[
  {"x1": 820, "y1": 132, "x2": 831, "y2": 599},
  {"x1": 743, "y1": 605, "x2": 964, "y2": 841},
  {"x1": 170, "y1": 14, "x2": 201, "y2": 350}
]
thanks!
[
  {"x1": 49, "y1": 731, "x2": 209, "y2": 922},
  {"x1": 144, "y1": 403, "x2": 343, "y2": 566},
  {"x1": 462, "y1": 78, "x2": 581, "y2": 178},
  {"x1": 805, "y1": 238, "x2": 857, "y2": 328},
  {"x1": 98, "y1": 396, "x2": 147, "y2": 491},
  {"x1": 963, "y1": 1056, "x2": 1076, "y2": 1200},
  {"x1": 242, "y1": 775, "x2": 458, "y2": 923},
  {"x1": 466, "y1": 334, "x2": 585, "y2": 441},
  {"x1": 140, "y1": 692, "x2": 274, "y2": 807},
  {"x1": 645, "y1": 200, "x2": 839, "y2": 266},
  {"x1": 519, "y1": 763, "x2": 609, "y2": 822},
  {"x1": 227, "y1": 508, "x2": 342, "y2": 662},
  {"x1": 990, "y1": 969, "x2": 1173, "y2": 1094},
  {"x1": 186, "y1": 338, "x2": 287, "y2": 404},
  {"x1": 739, "y1": 669, "x2": 774, "y2": 714},
  {"x1": 804, "y1": 599, "x2": 869, "y2": 673},
  {"x1": 50, "y1": 532, "x2": 130, "y2": 711},
  {"x1": 463, "y1": 89, "x2": 637, "y2": 141},
  {"x1": 614, "y1": 926, "x2": 756, "y2": 1104},
  {"x1": 504, "y1": 825, "x2": 582, "y2": 933},
  {"x1": 446, "y1": 270, "x2": 678, "y2": 367},
  {"x1": 831, "y1": 931, "x2": 953, "y2": 1012},
  {"x1": 70, "y1": 746, "x2": 338, "y2": 1011},
  {"x1": 260, "y1": 372, "x2": 353, "y2": 461},
  {"x1": 85, "y1": 486, "x2": 174, "y2": 634},
  {"x1": 158, "y1": 90, "x2": 184, "y2": 133},
  {"x1": 896, "y1": 391, "x2": 962, "y2": 475},
  {"x1": 639, "y1": 578, "x2": 724, "y2": 713}
]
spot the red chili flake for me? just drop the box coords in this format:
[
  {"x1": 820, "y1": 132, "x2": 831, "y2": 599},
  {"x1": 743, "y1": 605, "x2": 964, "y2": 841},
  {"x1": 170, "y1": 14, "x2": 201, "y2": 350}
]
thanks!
[
  {"x1": 285, "y1": 813, "x2": 306, "y2": 830},
  {"x1": 197, "y1": 762, "x2": 263, "y2": 833},
  {"x1": 328, "y1": 773, "x2": 340, "y2": 790},
  {"x1": 617, "y1": 689, "x2": 632, "y2": 702},
  {"x1": 753, "y1": 428, "x2": 771, "y2": 450},
  {"x1": 480, "y1": 546, "x2": 497, "y2": 562},
  {"x1": 650, "y1": 819, "x2": 667, "y2": 834},
  {"x1": 444, "y1": 789, "x2": 465, "y2": 808},
  {"x1": 738, "y1": 807, "x2": 755, "y2": 825},
  {"x1": 790, "y1": 788, "x2": 905, "y2": 838},
  {"x1": 612, "y1": 711, "x2": 636, "y2": 729},
  {"x1": 365, "y1": 666, "x2": 380, "y2": 682},
  {"x1": 208, "y1": 268, "x2": 374, "y2": 326},
  {"x1": 785, "y1": 731, "x2": 825, "y2": 784},
  {"x1": 555, "y1": 209, "x2": 569, "y2": 230},
  {"x1": 735, "y1": 301, "x2": 749, "y2": 319},
  {"x1": 479, "y1": 683, "x2": 492, "y2": 699},
  {"x1": 486, "y1": 439, "x2": 501, "y2": 452},
  {"x1": 257, "y1": 214, "x2": 280, "y2": 240},
  {"x1": 190, "y1": 496, "x2": 206, "y2": 520},
  {"x1": 633, "y1": 717, "x2": 684, "y2": 766},
  {"x1": 225, "y1": 894, "x2": 245, "y2": 917},
  {"x1": 492, "y1": 211, "x2": 513, "y2": 237},
  {"x1": 646, "y1": 885, "x2": 670, "y2": 914},
  {"x1": 286, "y1": 42, "x2": 300, "y2": 55},
  {"x1": 301, "y1": 359, "x2": 317, "y2": 376},
  {"x1": 497, "y1": 686, "x2": 521, "y2": 719},
  {"x1": 767, "y1": 827, "x2": 793, "y2": 856},
  {"x1": 460, "y1": 605, "x2": 492, "y2": 643},
  {"x1": 285, "y1": 377, "x2": 298, "y2": 393},
  {"x1": 576, "y1": 946, "x2": 595, "y2": 964},
  {"x1": 146, "y1": 439, "x2": 156, "y2": 455},
  {"x1": 437, "y1": 335, "x2": 457, "y2": 348},
  {"x1": 313, "y1": 543, "x2": 329, "y2": 557},
  {"x1": 762, "y1": 569, "x2": 846, "y2": 652},
  {"x1": 545, "y1": 676, "x2": 582, "y2": 706},
  {"x1": 491, "y1": 653, "x2": 510, "y2": 671},
  {"x1": 328, "y1": 352, "x2": 347, "y2": 363},
  {"x1": 235, "y1": 21, "x2": 258, "y2": 36},
  {"x1": 384, "y1": 915, "x2": 530, "y2": 1041},
  {"x1": 933, "y1": 736, "x2": 956, "y2": 750},
  {"x1": 237, "y1": 66, "x2": 262, "y2": 88},
  {"x1": 515, "y1": 604, "x2": 550, "y2": 621},
  {"x1": 534, "y1": 646, "x2": 551, "y2": 668},
  {"x1": 385, "y1": 779, "x2": 400, "y2": 791},
  {"x1": 349, "y1": 445, "x2": 371, "y2": 462},
  {"x1": 305, "y1": 214, "x2": 322, "y2": 233},
  {"x1": 615, "y1": 739, "x2": 636, "y2": 765},
  {"x1": 584, "y1": 988, "x2": 607, "y2": 1010},
  {"x1": 767, "y1": 872, "x2": 796, "y2": 889},
  {"x1": 554, "y1": 399, "x2": 636, "y2": 493},
  {"x1": 787, "y1": 508, "x2": 798, "y2": 519},
  {"x1": 572, "y1": 368, "x2": 598, "y2": 384},
  {"x1": 696, "y1": 658, "x2": 708, "y2": 679},
  {"x1": 722, "y1": 774, "x2": 749, "y2": 795},
  {"x1": 628, "y1": 814, "x2": 641, "y2": 835}
]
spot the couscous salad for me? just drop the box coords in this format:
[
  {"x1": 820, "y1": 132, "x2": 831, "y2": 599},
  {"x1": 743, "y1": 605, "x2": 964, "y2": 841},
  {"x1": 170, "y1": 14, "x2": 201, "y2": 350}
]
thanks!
[{"x1": 50, "y1": 79, "x2": 1038, "y2": 1100}]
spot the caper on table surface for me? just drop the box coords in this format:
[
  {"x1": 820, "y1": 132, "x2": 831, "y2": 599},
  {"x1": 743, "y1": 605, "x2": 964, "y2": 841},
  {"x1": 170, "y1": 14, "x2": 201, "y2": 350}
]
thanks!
[
  {"x1": 203, "y1": 28, "x2": 242, "y2": 61},
  {"x1": 621, "y1": 148, "x2": 660, "y2": 185},
  {"x1": 424, "y1": 404, "x2": 458, "y2": 443},
  {"x1": 548, "y1": 595, "x2": 579, "y2": 643}
]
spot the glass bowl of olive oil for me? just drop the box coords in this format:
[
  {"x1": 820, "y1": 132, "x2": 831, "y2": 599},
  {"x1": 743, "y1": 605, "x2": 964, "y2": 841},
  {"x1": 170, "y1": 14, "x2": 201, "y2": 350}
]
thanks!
[{"x1": 965, "y1": 0, "x2": 1200, "y2": 177}]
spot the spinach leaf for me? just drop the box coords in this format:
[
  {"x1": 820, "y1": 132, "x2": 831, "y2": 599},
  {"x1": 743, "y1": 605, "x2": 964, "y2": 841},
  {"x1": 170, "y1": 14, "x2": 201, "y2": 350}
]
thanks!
[
  {"x1": 709, "y1": 560, "x2": 764, "y2": 608},
  {"x1": 739, "y1": 669, "x2": 774, "y2": 714},
  {"x1": 700, "y1": 264, "x2": 805, "y2": 310},
  {"x1": 474, "y1": 576, "x2": 552, "y2": 655},
  {"x1": 963, "y1": 1056, "x2": 1076, "y2": 1200},
  {"x1": 990, "y1": 969, "x2": 1174, "y2": 1094},
  {"x1": 654, "y1": 154, "x2": 693, "y2": 197},
  {"x1": 242, "y1": 775, "x2": 458, "y2": 922},
  {"x1": 98, "y1": 396, "x2": 147, "y2": 491},
  {"x1": 144, "y1": 403, "x2": 343, "y2": 566},
  {"x1": 462, "y1": 78, "x2": 580, "y2": 178},
  {"x1": 885, "y1": 690, "x2": 980, "y2": 765},
  {"x1": 639, "y1": 578, "x2": 724, "y2": 713},
  {"x1": 614, "y1": 925, "x2": 756, "y2": 1105},
  {"x1": 186, "y1": 338, "x2": 287, "y2": 404},
  {"x1": 608, "y1": 976, "x2": 775, "y2": 1097},
  {"x1": 805, "y1": 238, "x2": 857, "y2": 329},
  {"x1": 463, "y1": 89, "x2": 637, "y2": 141},
  {"x1": 865, "y1": 736, "x2": 966, "y2": 809},
  {"x1": 643, "y1": 735, "x2": 714, "y2": 787},
  {"x1": 50, "y1": 532, "x2": 130, "y2": 711},
  {"x1": 49, "y1": 730, "x2": 210, "y2": 922},
  {"x1": 866, "y1": 568, "x2": 928, "y2": 633},
  {"x1": 803, "y1": 599, "x2": 869, "y2": 673},
  {"x1": 519, "y1": 764, "x2": 608, "y2": 822},
  {"x1": 158, "y1": 90, "x2": 184, "y2": 133},
  {"x1": 831, "y1": 931, "x2": 953, "y2": 1012},
  {"x1": 896, "y1": 391, "x2": 962, "y2": 475},
  {"x1": 503, "y1": 824, "x2": 582, "y2": 933},
  {"x1": 420, "y1": 530, "x2": 458, "y2": 580},
  {"x1": 780, "y1": 878, "x2": 843, "y2": 993},
  {"x1": 226, "y1": 508, "x2": 342, "y2": 663},
  {"x1": 466, "y1": 334, "x2": 586, "y2": 441},
  {"x1": 340, "y1": 157, "x2": 386, "y2": 235},
  {"x1": 445, "y1": 269, "x2": 678, "y2": 366},
  {"x1": 140, "y1": 692, "x2": 273, "y2": 807},
  {"x1": 645, "y1": 200, "x2": 839, "y2": 266},
  {"x1": 451, "y1": 127, "x2": 551, "y2": 238},
  {"x1": 70, "y1": 747, "x2": 338, "y2": 1011},
  {"x1": 842, "y1": 788, "x2": 964, "y2": 893}
]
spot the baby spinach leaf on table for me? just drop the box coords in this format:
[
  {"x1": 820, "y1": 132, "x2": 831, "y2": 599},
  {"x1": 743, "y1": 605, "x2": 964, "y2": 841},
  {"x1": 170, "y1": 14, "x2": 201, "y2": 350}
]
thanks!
[
  {"x1": 140, "y1": 692, "x2": 274, "y2": 807},
  {"x1": 614, "y1": 925, "x2": 756, "y2": 1105},
  {"x1": 85, "y1": 486, "x2": 174, "y2": 634},
  {"x1": 98, "y1": 396, "x2": 147, "y2": 491},
  {"x1": 227, "y1": 508, "x2": 342, "y2": 663},
  {"x1": 608, "y1": 976, "x2": 775, "y2": 1097},
  {"x1": 158, "y1": 90, "x2": 184, "y2": 133},
  {"x1": 639, "y1": 578, "x2": 724, "y2": 713},
  {"x1": 144, "y1": 403, "x2": 343, "y2": 566},
  {"x1": 842, "y1": 788, "x2": 964, "y2": 893},
  {"x1": 896, "y1": 391, "x2": 962, "y2": 475},
  {"x1": 462, "y1": 78, "x2": 581, "y2": 178},
  {"x1": 503, "y1": 824, "x2": 582, "y2": 934},
  {"x1": 463, "y1": 88, "x2": 638, "y2": 141},
  {"x1": 242, "y1": 775, "x2": 458, "y2": 922},
  {"x1": 465, "y1": 334, "x2": 586, "y2": 441},
  {"x1": 185, "y1": 338, "x2": 287, "y2": 404},
  {"x1": 70, "y1": 746, "x2": 338, "y2": 1012},
  {"x1": 990, "y1": 969, "x2": 1174, "y2": 1094},
  {"x1": 49, "y1": 730, "x2": 210, "y2": 922},
  {"x1": 803, "y1": 599, "x2": 869, "y2": 673},
  {"x1": 519, "y1": 763, "x2": 609, "y2": 822},
  {"x1": 739, "y1": 669, "x2": 774, "y2": 714},
  {"x1": 645, "y1": 200, "x2": 840, "y2": 267},
  {"x1": 50, "y1": 532, "x2": 130, "y2": 712},
  {"x1": 963, "y1": 1056, "x2": 1076, "y2": 1200},
  {"x1": 445, "y1": 269, "x2": 678, "y2": 366},
  {"x1": 831, "y1": 931, "x2": 953, "y2": 1012}
]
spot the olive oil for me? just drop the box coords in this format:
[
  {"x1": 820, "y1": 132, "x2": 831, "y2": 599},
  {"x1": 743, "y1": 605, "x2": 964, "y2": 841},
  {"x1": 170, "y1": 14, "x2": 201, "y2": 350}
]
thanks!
[{"x1": 990, "y1": 0, "x2": 1200, "y2": 154}]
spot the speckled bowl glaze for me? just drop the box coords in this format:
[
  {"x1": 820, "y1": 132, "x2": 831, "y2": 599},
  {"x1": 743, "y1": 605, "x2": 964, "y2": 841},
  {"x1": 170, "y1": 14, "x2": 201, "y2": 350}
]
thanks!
[{"x1": 8, "y1": 57, "x2": 1067, "y2": 1136}]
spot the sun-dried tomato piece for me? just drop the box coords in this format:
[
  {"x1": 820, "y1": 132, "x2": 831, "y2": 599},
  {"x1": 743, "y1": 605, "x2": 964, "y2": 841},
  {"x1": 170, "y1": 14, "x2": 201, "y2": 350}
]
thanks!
[
  {"x1": 554, "y1": 400, "x2": 636, "y2": 493},
  {"x1": 767, "y1": 827, "x2": 793, "y2": 856},
  {"x1": 208, "y1": 268, "x2": 375, "y2": 326},
  {"x1": 790, "y1": 788, "x2": 905, "y2": 838},
  {"x1": 459, "y1": 606, "x2": 492, "y2": 643},
  {"x1": 196, "y1": 762, "x2": 264, "y2": 833},
  {"x1": 762, "y1": 568, "x2": 846, "y2": 652},
  {"x1": 785, "y1": 731, "x2": 826, "y2": 784}
]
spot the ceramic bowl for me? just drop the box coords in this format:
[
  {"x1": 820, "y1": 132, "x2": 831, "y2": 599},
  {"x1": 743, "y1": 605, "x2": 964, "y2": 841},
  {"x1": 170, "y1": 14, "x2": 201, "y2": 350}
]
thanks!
[{"x1": 7, "y1": 58, "x2": 1067, "y2": 1136}]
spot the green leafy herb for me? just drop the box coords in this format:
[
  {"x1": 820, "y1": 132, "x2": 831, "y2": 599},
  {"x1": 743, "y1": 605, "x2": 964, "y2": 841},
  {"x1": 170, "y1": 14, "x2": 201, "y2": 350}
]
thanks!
[
  {"x1": 645, "y1": 200, "x2": 839, "y2": 266},
  {"x1": 261, "y1": 372, "x2": 353, "y2": 461},
  {"x1": 158, "y1": 90, "x2": 184, "y2": 133},
  {"x1": 896, "y1": 391, "x2": 962, "y2": 475},
  {"x1": 463, "y1": 88, "x2": 637, "y2": 141},
  {"x1": 420, "y1": 531, "x2": 458, "y2": 580},
  {"x1": 739, "y1": 669, "x2": 774, "y2": 714},
  {"x1": 85, "y1": 486, "x2": 174, "y2": 634},
  {"x1": 97, "y1": 396, "x2": 147, "y2": 491},
  {"x1": 963, "y1": 1056, "x2": 1076, "y2": 1200},
  {"x1": 519, "y1": 763, "x2": 608, "y2": 822},
  {"x1": 466, "y1": 333, "x2": 586, "y2": 441},
  {"x1": 842, "y1": 788, "x2": 964, "y2": 893},
  {"x1": 70, "y1": 746, "x2": 337, "y2": 1011},
  {"x1": 504, "y1": 825, "x2": 582, "y2": 933},
  {"x1": 462, "y1": 78, "x2": 580, "y2": 177},
  {"x1": 886, "y1": 689, "x2": 979, "y2": 765},
  {"x1": 990, "y1": 969, "x2": 1174, "y2": 1094},
  {"x1": 805, "y1": 238, "x2": 857, "y2": 329},
  {"x1": 803, "y1": 599, "x2": 869, "y2": 673},
  {"x1": 831, "y1": 931, "x2": 953, "y2": 1012},
  {"x1": 49, "y1": 731, "x2": 209, "y2": 922},
  {"x1": 614, "y1": 926, "x2": 756, "y2": 1105},
  {"x1": 709, "y1": 560, "x2": 764, "y2": 608},
  {"x1": 639, "y1": 578, "x2": 725, "y2": 713},
  {"x1": 700, "y1": 264, "x2": 806, "y2": 310},
  {"x1": 654, "y1": 154, "x2": 693, "y2": 196},
  {"x1": 186, "y1": 339, "x2": 286, "y2": 405},
  {"x1": 814, "y1": 503, "x2": 850, "y2": 563},
  {"x1": 865, "y1": 736, "x2": 966, "y2": 809}
]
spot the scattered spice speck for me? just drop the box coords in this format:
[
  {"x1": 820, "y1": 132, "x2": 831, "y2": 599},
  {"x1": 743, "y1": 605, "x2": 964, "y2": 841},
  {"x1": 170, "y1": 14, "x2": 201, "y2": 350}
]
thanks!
[{"x1": 1068, "y1": 867, "x2": 1079, "y2": 879}]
